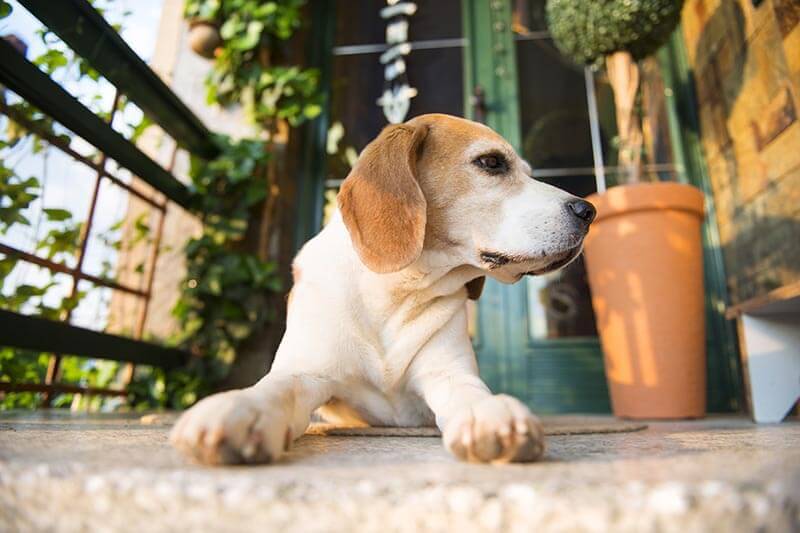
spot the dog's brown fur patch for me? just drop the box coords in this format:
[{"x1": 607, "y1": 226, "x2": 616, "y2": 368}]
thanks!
[{"x1": 338, "y1": 124, "x2": 428, "y2": 273}]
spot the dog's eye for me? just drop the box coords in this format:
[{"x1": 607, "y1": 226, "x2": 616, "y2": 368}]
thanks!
[{"x1": 473, "y1": 153, "x2": 509, "y2": 174}]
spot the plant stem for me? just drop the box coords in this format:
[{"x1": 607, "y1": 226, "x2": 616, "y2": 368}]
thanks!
[{"x1": 606, "y1": 50, "x2": 643, "y2": 184}]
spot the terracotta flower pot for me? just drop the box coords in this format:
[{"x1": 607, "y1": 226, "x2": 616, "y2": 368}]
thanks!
[
  {"x1": 583, "y1": 182, "x2": 706, "y2": 419},
  {"x1": 188, "y1": 20, "x2": 222, "y2": 59}
]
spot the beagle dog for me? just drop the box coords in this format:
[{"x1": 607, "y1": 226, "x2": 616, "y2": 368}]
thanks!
[{"x1": 170, "y1": 113, "x2": 596, "y2": 465}]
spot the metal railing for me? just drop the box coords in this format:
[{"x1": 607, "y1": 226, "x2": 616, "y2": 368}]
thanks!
[{"x1": 0, "y1": 0, "x2": 216, "y2": 405}]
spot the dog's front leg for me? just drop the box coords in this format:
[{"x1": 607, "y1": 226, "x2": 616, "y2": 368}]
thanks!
[
  {"x1": 417, "y1": 371, "x2": 546, "y2": 463},
  {"x1": 170, "y1": 373, "x2": 330, "y2": 465},
  {"x1": 409, "y1": 313, "x2": 545, "y2": 463}
]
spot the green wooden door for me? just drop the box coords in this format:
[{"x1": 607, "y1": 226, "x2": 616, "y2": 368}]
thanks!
[
  {"x1": 462, "y1": 0, "x2": 610, "y2": 413},
  {"x1": 460, "y1": 1, "x2": 741, "y2": 414}
]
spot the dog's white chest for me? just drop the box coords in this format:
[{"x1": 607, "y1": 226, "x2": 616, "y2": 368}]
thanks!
[{"x1": 325, "y1": 382, "x2": 435, "y2": 427}]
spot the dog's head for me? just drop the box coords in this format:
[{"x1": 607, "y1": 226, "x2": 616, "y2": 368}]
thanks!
[{"x1": 337, "y1": 113, "x2": 595, "y2": 291}]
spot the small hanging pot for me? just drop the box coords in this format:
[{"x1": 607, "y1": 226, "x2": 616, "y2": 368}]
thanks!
[{"x1": 187, "y1": 19, "x2": 222, "y2": 59}]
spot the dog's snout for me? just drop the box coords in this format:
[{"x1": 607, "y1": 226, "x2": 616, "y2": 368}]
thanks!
[{"x1": 567, "y1": 199, "x2": 596, "y2": 224}]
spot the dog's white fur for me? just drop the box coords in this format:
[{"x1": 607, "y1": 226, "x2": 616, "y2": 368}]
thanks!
[{"x1": 170, "y1": 114, "x2": 593, "y2": 465}]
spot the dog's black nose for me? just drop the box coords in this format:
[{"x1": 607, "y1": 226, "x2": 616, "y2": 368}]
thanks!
[{"x1": 567, "y1": 199, "x2": 596, "y2": 224}]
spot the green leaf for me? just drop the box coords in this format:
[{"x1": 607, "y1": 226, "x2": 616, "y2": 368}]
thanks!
[
  {"x1": 43, "y1": 208, "x2": 72, "y2": 222},
  {"x1": 254, "y1": 3, "x2": 278, "y2": 17},
  {"x1": 15, "y1": 284, "x2": 50, "y2": 298},
  {"x1": 219, "y1": 17, "x2": 243, "y2": 40},
  {"x1": 0, "y1": 1, "x2": 12, "y2": 19},
  {"x1": 36, "y1": 221, "x2": 82, "y2": 261},
  {"x1": 0, "y1": 257, "x2": 17, "y2": 282},
  {"x1": 303, "y1": 103, "x2": 322, "y2": 119},
  {"x1": 33, "y1": 49, "x2": 68, "y2": 74},
  {"x1": 129, "y1": 114, "x2": 153, "y2": 142},
  {"x1": 77, "y1": 58, "x2": 101, "y2": 81},
  {"x1": 230, "y1": 20, "x2": 264, "y2": 50}
]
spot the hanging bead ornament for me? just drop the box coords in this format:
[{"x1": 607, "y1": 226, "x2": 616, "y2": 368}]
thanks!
[{"x1": 377, "y1": 1, "x2": 418, "y2": 124}]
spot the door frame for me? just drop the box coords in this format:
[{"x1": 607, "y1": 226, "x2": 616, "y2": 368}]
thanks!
[{"x1": 658, "y1": 30, "x2": 742, "y2": 412}]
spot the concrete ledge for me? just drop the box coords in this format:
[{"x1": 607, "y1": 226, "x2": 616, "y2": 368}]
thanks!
[{"x1": 1, "y1": 413, "x2": 798, "y2": 532}]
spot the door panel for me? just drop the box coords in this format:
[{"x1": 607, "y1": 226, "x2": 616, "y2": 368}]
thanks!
[{"x1": 466, "y1": 0, "x2": 612, "y2": 413}]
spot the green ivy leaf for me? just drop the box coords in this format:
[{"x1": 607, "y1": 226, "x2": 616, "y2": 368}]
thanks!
[
  {"x1": 254, "y1": 3, "x2": 278, "y2": 17},
  {"x1": 162, "y1": 0, "x2": 325, "y2": 410},
  {"x1": 231, "y1": 20, "x2": 264, "y2": 50},
  {"x1": 33, "y1": 49, "x2": 69, "y2": 74},
  {"x1": 0, "y1": 257, "x2": 17, "y2": 283},
  {"x1": 303, "y1": 103, "x2": 322, "y2": 119},
  {"x1": 219, "y1": 17, "x2": 243, "y2": 40},
  {"x1": 43, "y1": 208, "x2": 72, "y2": 222}
]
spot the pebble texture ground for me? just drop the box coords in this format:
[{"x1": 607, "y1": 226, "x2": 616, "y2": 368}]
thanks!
[{"x1": 1, "y1": 413, "x2": 798, "y2": 532}]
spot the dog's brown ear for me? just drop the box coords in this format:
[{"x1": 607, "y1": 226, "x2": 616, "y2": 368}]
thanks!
[
  {"x1": 338, "y1": 123, "x2": 428, "y2": 273},
  {"x1": 466, "y1": 276, "x2": 486, "y2": 300}
]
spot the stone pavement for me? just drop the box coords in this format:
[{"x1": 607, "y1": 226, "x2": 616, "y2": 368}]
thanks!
[{"x1": 0, "y1": 412, "x2": 798, "y2": 532}]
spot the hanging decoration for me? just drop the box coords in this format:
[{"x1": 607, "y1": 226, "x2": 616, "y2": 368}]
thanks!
[{"x1": 377, "y1": 1, "x2": 418, "y2": 124}]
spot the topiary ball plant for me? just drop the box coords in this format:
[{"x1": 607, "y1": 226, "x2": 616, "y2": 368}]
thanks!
[
  {"x1": 546, "y1": 0, "x2": 684, "y2": 65},
  {"x1": 546, "y1": 0, "x2": 684, "y2": 184}
]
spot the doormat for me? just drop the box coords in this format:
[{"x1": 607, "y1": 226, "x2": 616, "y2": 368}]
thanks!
[
  {"x1": 141, "y1": 414, "x2": 646, "y2": 436},
  {"x1": 306, "y1": 416, "x2": 646, "y2": 437}
]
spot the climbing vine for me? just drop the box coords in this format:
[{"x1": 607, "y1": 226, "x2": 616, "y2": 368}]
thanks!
[
  {"x1": 0, "y1": 1, "x2": 149, "y2": 409},
  {"x1": 185, "y1": 0, "x2": 321, "y2": 126},
  {"x1": 0, "y1": 1, "x2": 322, "y2": 409},
  {"x1": 127, "y1": 0, "x2": 323, "y2": 409}
]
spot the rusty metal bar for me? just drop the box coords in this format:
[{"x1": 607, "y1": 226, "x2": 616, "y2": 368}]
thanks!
[
  {"x1": 121, "y1": 146, "x2": 177, "y2": 386},
  {"x1": 0, "y1": 100, "x2": 164, "y2": 210},
  {"x1": 42, "y1": 90, "x2": 122, "y2": 403},
  {"x1": 0, "y1": 382, "x2": 128, "y2": 397},
  {"x1": 0, "y1": 243, "x2": 148, "y2": 297}
]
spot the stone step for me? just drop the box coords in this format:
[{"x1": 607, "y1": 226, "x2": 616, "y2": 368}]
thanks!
[{"x1": 1, "y1": 413, "x2": 798, "y2": 532}]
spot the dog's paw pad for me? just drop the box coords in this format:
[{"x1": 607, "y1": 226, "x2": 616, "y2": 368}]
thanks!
[
  {"x1": 169, "y1": 391, "x2": 288, "y2": 465},
  {"x1": 443, "y1": 394, "x2": 545, "y2": 464}
]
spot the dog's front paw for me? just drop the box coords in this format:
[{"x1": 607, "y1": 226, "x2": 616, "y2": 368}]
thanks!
[
  {"x1": 169, "y1": 390, "x2": 291, "y2": 465},
  {"x1": 443, "y1": 394, "x2": 545, "y2": 463}
]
